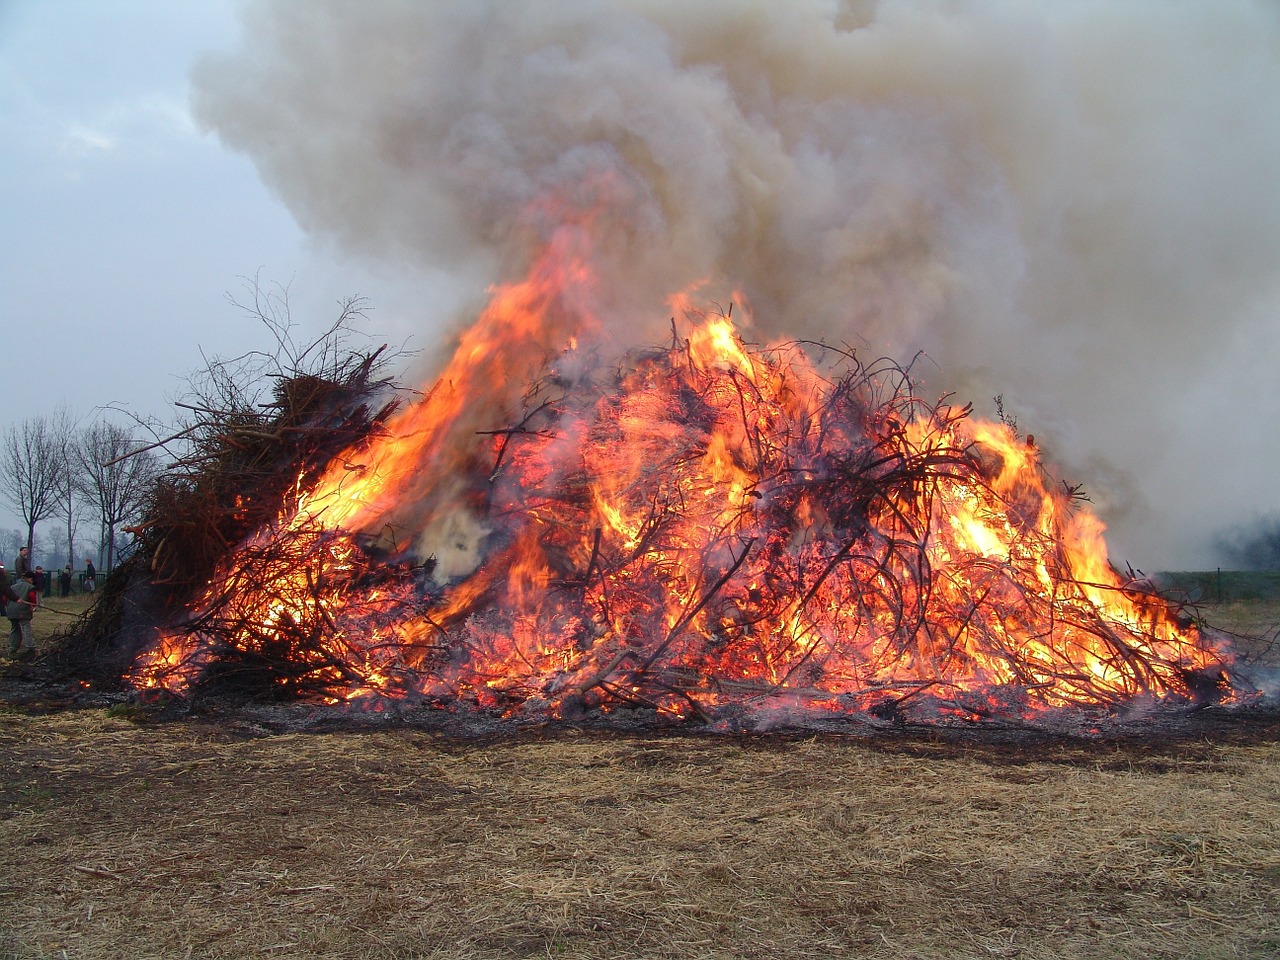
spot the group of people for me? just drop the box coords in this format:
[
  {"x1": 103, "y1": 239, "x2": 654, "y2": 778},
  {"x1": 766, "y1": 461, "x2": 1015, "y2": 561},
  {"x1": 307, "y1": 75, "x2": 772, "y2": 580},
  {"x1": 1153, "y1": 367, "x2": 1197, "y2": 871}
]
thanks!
[{"x1": 2, "y1": 546, "x2": 98, "y2": 661}]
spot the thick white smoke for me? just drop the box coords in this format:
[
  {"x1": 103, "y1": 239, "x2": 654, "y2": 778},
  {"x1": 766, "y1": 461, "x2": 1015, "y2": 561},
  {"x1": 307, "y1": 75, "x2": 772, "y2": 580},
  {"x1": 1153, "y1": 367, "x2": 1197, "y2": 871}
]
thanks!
[{"x1": 192, "y1": 0, "x2": 1280, "y2": 570}]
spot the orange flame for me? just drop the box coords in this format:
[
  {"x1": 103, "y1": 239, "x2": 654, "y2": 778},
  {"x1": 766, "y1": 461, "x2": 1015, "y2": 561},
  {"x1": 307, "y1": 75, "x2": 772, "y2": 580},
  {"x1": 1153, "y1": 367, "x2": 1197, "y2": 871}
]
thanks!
[{"x1": 130, "y1": 236, "x2": 1236, "y2": 727}]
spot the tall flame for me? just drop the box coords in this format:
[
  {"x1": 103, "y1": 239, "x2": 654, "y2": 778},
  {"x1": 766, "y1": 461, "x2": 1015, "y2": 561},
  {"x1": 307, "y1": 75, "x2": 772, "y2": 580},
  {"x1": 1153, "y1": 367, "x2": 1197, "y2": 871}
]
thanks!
[{"x1": 131, "y1": 236, "x2": 1236, "y2": 727}]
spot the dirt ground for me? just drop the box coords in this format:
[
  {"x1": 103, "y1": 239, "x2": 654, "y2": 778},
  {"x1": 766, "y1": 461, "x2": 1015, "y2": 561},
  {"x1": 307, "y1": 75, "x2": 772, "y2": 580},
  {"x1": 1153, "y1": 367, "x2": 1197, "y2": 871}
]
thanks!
[{"x1": 2, "y1": 596, "x2": 1279, "y2": 960}]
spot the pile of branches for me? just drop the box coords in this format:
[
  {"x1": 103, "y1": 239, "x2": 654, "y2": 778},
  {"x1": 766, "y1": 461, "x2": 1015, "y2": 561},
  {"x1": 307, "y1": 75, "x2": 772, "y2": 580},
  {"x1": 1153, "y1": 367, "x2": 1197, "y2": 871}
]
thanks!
[
  {"x1": 137, "y1": 351, "x2": 400, "y2": 594},
  {"x1": 122, "y1": 320, "x2": 1233, "y2": 723},
  {"x1": 49, "y1": 295, "x2": 405, "y2": 686},
  {"x1": 437, "y1": 334, "x2": 1228, "y2": 723}
]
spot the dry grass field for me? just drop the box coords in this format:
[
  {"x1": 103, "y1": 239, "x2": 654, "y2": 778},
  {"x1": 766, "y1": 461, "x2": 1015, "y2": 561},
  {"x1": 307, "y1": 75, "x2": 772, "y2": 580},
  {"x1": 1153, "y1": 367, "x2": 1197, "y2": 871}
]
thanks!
[{"x1": 2, "y1": 589, "x2": 1279, "y2": 960}]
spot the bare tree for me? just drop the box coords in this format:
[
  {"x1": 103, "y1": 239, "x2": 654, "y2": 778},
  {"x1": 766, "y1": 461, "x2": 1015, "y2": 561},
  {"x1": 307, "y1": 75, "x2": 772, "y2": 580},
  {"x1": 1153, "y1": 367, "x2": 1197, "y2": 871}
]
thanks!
[
  {"x1": 1, "y1": 415, "x2": 71, "y2": 558},
  {"x1": 0, "y1": 528, "x2": 22, "y2": 562},
  {"x1": 49, "y1": 407, "x2": 82, "y2": 569},
  {"x1": 76, "y1": 422, "x2": 160, "y2": 573}
]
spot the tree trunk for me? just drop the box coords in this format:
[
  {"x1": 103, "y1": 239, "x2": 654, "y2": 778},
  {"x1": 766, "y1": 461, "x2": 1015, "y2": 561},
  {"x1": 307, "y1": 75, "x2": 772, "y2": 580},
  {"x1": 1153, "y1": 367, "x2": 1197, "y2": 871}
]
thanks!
[{"x1": 65, "y1": 488, "x2": 75, "y2": 569}]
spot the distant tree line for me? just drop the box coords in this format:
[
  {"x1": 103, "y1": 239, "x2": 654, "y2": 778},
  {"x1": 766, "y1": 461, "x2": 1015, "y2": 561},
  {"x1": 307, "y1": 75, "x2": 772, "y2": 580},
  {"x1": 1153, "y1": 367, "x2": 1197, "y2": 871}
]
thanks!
[{"x1": 0, "y1": 410, "x2": 160, "y2": 574}]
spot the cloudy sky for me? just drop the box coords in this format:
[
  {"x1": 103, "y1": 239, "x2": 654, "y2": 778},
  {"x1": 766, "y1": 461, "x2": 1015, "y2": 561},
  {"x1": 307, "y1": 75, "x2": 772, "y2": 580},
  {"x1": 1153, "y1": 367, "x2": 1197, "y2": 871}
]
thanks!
[
  {"x1": 3, "y1": 0, "x2": 1280, "y2": 572},
  {"x1": 0, "y1": 0, "x2": 449, "y2": 545},
  {"x1": 4, "y1": 1, "x2": 288, "y2": 420},
  {"x1": 0, "y1": 0, "x2": 449, "y2": 422}
]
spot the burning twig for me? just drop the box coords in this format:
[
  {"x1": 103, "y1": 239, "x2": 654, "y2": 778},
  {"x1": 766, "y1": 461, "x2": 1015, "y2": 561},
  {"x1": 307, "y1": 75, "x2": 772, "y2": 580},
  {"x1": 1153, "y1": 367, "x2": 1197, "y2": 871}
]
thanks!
[{"x1": 99, "y1": 301, "x2": 1241, "y2": 727}]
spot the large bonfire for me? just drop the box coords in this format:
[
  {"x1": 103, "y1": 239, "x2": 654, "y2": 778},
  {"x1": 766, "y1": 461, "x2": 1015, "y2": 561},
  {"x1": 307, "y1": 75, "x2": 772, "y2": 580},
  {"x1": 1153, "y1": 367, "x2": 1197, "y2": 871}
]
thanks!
[{"x1": 120, "y1": 235, "x2": 1237, "y2": 729}]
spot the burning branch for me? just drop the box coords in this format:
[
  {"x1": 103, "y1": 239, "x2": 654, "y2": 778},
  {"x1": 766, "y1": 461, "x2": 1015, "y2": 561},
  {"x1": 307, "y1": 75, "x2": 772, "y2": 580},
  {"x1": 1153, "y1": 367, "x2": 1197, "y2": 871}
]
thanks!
[{"x1": 106, "y1": 294, "x2": 1239, "y2": 728}]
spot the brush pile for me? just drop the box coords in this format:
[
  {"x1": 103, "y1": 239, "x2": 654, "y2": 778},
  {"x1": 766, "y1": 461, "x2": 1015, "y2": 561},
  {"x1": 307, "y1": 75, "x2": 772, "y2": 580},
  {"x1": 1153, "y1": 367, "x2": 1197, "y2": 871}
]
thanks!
[
  {"x1": 110, "y1": 308, "x2": 1239, "y2": 728},
  {"x1": 49, "y1": 312, "x2": 402, "y2": 689}
]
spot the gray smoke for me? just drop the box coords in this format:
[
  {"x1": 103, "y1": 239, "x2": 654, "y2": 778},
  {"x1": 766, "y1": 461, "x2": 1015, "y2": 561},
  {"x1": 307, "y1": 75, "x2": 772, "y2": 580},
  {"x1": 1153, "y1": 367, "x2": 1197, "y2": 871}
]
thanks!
[{"x1": 191, "y1": 0, "x2": 1280, "y2": 570}]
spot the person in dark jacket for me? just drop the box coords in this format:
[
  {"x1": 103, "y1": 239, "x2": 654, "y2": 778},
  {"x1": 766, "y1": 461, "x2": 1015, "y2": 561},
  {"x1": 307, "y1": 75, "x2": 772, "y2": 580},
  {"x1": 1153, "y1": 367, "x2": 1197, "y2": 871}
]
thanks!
[
  {"x1": 6, "y1": 569, "x2": 38, "y2": 660},
  {"x1": 59, "y1": 564, "x2": 72, "y2": 598},
  {"x1": 84, "y1": 557, "x2": 96, "y2": 593}
]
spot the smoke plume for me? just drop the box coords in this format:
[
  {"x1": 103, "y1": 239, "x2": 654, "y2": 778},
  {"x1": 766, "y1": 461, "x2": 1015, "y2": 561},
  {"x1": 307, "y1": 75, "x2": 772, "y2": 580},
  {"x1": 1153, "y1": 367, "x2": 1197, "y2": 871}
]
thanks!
[{"x1": 191, "y1": 0, "x2": 1280, "y2": 570}]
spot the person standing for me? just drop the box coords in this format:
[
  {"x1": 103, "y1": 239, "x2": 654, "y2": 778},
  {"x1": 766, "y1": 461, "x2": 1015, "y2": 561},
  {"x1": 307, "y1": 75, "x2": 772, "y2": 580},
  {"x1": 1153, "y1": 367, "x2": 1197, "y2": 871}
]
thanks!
[
  {"x1": 14, "y1": 546, "x2": 30, "y2": 579},
  {"x1": 59, "y1": 564, "x2": 72, "y2": 598},
  {"x1": 84, "y1": 557, "x2": 96, "y2": 593},
  {"x1": 6, "y1": 569, "x2": 38, "y2": 660}
]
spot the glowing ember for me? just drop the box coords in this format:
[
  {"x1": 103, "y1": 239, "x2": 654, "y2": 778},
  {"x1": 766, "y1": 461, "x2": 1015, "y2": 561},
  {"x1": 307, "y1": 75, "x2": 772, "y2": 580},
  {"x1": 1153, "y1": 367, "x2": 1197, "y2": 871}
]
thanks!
[{"x1": 130, "y1": 240, "x2": 1237, "y2": 727}]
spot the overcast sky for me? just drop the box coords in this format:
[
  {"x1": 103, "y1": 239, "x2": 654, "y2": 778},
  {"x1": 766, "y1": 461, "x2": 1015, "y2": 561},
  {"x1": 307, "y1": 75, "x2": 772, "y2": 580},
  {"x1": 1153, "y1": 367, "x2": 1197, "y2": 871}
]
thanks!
[
  {"x1": 0, "y1": 0, "x2": 457, "y2": 417},
  {"x1": 0, "y1": 0, "x2": 444, "y2": 543},
  {"x1": 5, "y1": 2, "x2": 285, "y2": 420},
  {"x1": 3, "y1": 1, "x2": 1280, "y2": 572}
]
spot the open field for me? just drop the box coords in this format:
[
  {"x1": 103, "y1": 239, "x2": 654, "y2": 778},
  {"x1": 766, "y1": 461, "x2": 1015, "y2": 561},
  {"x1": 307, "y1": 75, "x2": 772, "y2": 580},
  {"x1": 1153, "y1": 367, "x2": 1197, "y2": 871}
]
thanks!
[{"x1": 2, "y1": 583, "x2": 1279, "y2": 960}]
